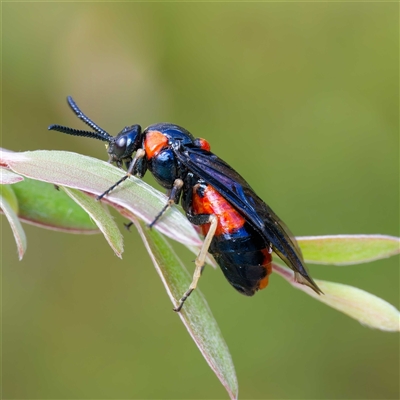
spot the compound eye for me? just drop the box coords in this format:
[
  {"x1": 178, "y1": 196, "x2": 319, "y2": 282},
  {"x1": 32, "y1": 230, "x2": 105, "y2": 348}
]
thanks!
[
  {"x1": 108, "y1": 135, "x2": 128, "y2": 160},
  {"x1": 116, "y1": 136, "x2": 127, "y2": 151},
  {"x1": 108, "y1": 124, "x2": 142, "y2": 163}
]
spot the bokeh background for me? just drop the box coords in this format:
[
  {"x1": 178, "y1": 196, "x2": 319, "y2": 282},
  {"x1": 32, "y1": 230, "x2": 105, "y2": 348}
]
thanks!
[{"x1": 2, "y1": 2, "x2": 398, "y2": 399}]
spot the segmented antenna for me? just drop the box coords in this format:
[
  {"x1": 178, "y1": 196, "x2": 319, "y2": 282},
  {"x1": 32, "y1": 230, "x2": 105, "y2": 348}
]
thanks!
[
  {"x1": 48, "y1": 124, "x2": 111, "y2": 142},
  {"x1": 48, "y1": 96, "x2": 113, "y2": 142}
]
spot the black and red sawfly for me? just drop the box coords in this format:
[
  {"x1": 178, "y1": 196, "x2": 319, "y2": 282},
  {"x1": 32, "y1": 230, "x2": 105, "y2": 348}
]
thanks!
[{"x1": 49, "y1": 96, "x2": 321, "y2": 311}]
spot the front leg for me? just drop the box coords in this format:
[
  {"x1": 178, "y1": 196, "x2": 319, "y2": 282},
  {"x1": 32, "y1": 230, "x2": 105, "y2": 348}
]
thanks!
[{"x1": 97, "y1": 149, "x2": 146, "y2": 200}]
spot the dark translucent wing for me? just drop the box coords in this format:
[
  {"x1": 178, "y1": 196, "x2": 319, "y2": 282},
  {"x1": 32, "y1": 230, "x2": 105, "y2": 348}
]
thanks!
[{"x1": 176, "y1": 147, "x2": 321, "y2": 294}]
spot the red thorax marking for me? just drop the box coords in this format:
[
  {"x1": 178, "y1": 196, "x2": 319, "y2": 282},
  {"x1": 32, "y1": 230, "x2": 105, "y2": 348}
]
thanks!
[
  {"x1": 192, "y1": 185, "x2": 246, "y2": 236},
  {"x1": 144, "y1": 130, "x2": 168, "y2": 159},
  {"x1": 197, "y1": 138, "x2": 211, "y2": 151}
]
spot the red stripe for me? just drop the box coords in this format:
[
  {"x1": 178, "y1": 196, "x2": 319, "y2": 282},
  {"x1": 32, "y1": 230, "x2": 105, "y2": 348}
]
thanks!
[{"x1": 192, "y1": 185, "x2": 245, "y2": 236}]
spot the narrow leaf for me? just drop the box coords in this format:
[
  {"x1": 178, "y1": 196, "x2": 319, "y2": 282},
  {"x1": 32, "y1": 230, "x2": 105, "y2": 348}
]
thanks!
[
  {"x1": 1, "y1": 149, "x2": 201, "y2": 247},
  {"x1": 10, "y1": 177, "x2": 99, "y2": 233},
  {"x1": 1, "y1": 184, "x2": 19, "y2": 213},
  {"x1": 133, "y1": 218, "x2": 238, "y2": 400},
  {"x1": 62, "y1": 187, "x2": 123, "y2": 257},
  {"x1": 0, "y1": 167, "x2": 24, "y2": 184},
  {"x1": 0, "y1": 188, "x2": 27, "y2": 260},
  {"x1": 297, "y1": 235, "x2": 400, "y2": 265},
  {"x1": 273, "y1": 263, "x2": 400, "y2": 332}
]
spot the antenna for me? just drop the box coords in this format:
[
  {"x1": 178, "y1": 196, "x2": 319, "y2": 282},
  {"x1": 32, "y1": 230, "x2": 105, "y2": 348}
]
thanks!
[{"x1": 48, "y1": 96, "x2": 113, "y2": 142}]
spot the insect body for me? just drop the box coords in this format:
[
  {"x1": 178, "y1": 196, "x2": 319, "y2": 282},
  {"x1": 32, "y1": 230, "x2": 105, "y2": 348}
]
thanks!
[{"x1": 49, "y1": 96, "x2": 321, "y2": 311}]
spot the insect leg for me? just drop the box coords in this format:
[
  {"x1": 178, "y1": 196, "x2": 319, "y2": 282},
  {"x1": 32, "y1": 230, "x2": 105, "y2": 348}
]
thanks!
[
  {"x1": 148, "y1": 178, "x2": 184, "y2": 228},
  {"x1": 173, "y1": 213, "x2": 217, "y2": 312},
  {"x1": 97, "y1": 149, "x2": 146, "y2": 200}
]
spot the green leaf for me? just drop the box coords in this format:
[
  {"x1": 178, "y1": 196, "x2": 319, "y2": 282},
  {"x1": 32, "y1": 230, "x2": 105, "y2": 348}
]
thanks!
[
  {"x1": 1, "y1": 149, "x2": 201, "y2": 247},
  {"x1": 297, "y1": 235, "x2": 400, "y2": 265},
  {"x1": 62, "y1": 187, "x2": 123, "y2": 257},
  {"x1": 0, "y1": 167, "x2": 24, "y2": 184},
  {"x1": 273, "y1": 263, "x2": 400, "y2": 332},
  {"x1": 134, "y1": 218, "x2": 238, "y2": 400},
  {"x1": 10, "y1": 177, "x2": 98, "y2": 233},
  {"x1": 0, "y1": 185, "x2": 27, "y2": 260},
  {"x1": 1, "y1": 183, "x2": 19, "y2": 213}
]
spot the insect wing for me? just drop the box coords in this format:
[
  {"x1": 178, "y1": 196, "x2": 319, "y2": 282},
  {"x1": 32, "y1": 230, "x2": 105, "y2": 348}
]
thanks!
[{"x1": 175, "y1": 147, "x2": 321, "y2": 294}]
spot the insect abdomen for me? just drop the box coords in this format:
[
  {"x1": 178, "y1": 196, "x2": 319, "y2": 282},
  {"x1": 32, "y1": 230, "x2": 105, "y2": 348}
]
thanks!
[
  {"x1": 192, "y1": 184, "x2": 272, "y2": 296},
  {"x1": 210, "y1": 224, "x2": 272, "y2": 296}
]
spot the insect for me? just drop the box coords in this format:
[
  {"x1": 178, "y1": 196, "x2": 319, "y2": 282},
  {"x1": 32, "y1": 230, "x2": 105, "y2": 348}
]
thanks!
[{"x1": 49, "y1": 96, "x2": 321, "y2": 311}]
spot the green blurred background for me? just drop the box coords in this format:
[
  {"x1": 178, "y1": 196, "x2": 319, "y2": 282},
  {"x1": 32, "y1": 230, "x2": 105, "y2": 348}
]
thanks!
[{"x1": 2, "y1": 2, "x2": 399, "y2": 399}]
